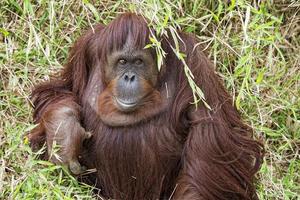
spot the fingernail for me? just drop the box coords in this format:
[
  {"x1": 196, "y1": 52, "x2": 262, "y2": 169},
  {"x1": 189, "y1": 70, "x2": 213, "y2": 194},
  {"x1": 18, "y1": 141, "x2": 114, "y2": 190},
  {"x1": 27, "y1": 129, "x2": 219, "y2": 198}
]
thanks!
[{"x1": 69, "y1": 161, "x2": 81, "y2": 175}]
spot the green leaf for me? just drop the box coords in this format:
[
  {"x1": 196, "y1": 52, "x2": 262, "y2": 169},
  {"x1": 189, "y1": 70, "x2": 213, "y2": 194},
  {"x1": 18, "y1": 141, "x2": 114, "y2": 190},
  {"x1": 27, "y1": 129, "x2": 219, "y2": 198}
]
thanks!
[
  {"x1": 256, "y1": 70, "x2": 265, "y2": 84},
  {"x1": 0, "y1": 28, "x2": 9, "y2": 37}
]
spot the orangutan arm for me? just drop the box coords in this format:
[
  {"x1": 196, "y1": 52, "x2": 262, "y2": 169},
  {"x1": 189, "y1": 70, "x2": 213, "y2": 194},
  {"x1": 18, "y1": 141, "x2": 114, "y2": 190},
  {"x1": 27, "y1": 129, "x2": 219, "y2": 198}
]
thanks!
[{"x1": 28, "y1": 95, "x2": 91, "y2": 175}]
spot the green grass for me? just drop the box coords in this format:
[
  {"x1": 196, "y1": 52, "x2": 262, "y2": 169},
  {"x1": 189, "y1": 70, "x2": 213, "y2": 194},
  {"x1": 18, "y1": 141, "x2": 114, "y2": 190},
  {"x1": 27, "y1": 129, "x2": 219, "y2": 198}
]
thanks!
[{"x1": 0, "y1": 0, "x2": 299, "y2": 199}]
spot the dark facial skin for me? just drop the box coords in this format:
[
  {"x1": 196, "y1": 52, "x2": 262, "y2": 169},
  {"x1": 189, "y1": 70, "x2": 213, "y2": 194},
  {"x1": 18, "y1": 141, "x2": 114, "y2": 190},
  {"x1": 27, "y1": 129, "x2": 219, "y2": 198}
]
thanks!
[
  {"x1": 97, "y1": 43, "x2": 168, "y2": 127},
  {"x1": 105, "y1": 48, "x2": 158, "y2": 112}
]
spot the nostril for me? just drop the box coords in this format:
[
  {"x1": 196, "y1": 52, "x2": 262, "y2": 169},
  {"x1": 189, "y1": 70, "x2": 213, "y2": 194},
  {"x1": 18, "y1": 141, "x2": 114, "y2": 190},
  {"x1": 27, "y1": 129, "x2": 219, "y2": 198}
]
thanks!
[
  {"x1": 124, "y1": 75, "x2": 129, "y2": 82},
  {"x1": 130, "y1": 75, "x2": 135, "y2": 82}
]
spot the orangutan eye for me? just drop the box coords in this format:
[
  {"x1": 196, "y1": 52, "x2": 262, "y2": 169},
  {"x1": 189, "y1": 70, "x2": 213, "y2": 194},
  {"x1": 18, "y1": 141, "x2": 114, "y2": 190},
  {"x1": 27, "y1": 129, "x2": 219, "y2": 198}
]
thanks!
[
  {"x1": 135, "y1": 59, "x2": 143, "y2": 65},
  {"x1": 118, "y1": 59, "x2": 127, "y2": 65}
]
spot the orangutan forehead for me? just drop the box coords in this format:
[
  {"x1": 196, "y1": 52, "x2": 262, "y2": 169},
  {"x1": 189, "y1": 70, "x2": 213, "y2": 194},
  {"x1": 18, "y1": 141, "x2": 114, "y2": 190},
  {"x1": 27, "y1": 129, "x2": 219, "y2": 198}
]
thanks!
[
  {"x1": 110, "y1": 32, "x2": 149, "y2": 56},
  {"x1": 123, "y1": 32, "x2": 135, "y2": 50},
  {"x1": 109, "y1": 48, "x2": 152, "y2": 60}
]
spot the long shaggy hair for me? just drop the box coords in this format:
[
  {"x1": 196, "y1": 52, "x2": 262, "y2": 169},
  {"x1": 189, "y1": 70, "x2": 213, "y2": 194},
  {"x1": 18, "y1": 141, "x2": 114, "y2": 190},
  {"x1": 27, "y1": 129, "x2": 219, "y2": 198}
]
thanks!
[{"x1": 29, "y1": 13, "x2": 264, "y2": 200}]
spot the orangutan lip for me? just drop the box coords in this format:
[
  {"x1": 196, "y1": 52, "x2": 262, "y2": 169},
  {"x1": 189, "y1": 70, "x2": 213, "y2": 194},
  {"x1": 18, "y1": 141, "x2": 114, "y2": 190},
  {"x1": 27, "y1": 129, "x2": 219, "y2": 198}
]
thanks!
[{"x1": 115, "y1": 97, "x2": 137, "y2": 109}]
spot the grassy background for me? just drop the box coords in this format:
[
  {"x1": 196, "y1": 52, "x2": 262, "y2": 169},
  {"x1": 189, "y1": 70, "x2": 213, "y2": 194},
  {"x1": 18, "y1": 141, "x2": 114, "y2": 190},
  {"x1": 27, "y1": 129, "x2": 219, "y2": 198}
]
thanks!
[{"x1": 0, "y1": 0, "x2": 299, "y2": 199}]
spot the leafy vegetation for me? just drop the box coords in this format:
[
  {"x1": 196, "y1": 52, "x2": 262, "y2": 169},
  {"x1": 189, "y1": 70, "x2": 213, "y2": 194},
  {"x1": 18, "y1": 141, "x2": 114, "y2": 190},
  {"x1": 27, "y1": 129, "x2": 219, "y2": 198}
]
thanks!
[{"x1": 0, "y1": 0, "x2": 299, "y2": 199}]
